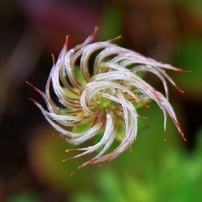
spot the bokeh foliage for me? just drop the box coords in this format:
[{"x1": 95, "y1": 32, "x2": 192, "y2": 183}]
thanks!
[{"x1": 1, "y1": 0, "x2": 202, "y2": 201}]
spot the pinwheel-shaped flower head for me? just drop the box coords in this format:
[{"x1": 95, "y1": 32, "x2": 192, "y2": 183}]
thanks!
[{"x1": 29, "y1": 28, "x2": 186, "y2": 173}]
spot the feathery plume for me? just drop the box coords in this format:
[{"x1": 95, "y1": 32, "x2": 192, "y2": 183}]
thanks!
[{"x1": 28, "y1": 28, "x2": 186, "y2": 174}]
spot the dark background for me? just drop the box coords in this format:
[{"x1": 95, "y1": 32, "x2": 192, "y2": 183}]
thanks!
[{"x1": 0, "y1": 0, "x2": 202, "y2": 201}]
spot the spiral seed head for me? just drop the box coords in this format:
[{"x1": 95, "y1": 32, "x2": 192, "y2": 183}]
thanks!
[{"x1": 29, "y1": 28, "x2": 186, "y2": 174}]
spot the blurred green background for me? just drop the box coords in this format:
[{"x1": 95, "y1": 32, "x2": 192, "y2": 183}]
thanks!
[{"x1": 0, "y1": 0, "x2": 202, "y2": 201}]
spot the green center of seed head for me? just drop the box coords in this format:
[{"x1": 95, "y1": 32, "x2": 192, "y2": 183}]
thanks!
[{"x1": 94, "y1": 96, "x2": 115, "y2": 114}]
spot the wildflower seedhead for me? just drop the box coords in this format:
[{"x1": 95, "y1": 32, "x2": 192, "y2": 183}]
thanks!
[{"x1": 28, "y1": 28, "x2": 186, "y2": 174}]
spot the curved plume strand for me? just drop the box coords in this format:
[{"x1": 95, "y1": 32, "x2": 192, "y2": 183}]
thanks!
[{"x1": 65, "y1": 112, "x2": 115, "y2": 161}]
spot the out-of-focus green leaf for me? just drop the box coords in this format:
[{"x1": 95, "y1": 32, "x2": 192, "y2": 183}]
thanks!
[
  {"x1": 99, "y1": 6, "x2": 122, "y2": 40},
  {"x1": 7, "y1": 192, "x2": 39, "y2": 202},
  {"x1": 173, "y1": 36, "x2": 202, "y2": 100},
  {"x1": 29, "y1": 124, "x2": 96, "y2": 193}
]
